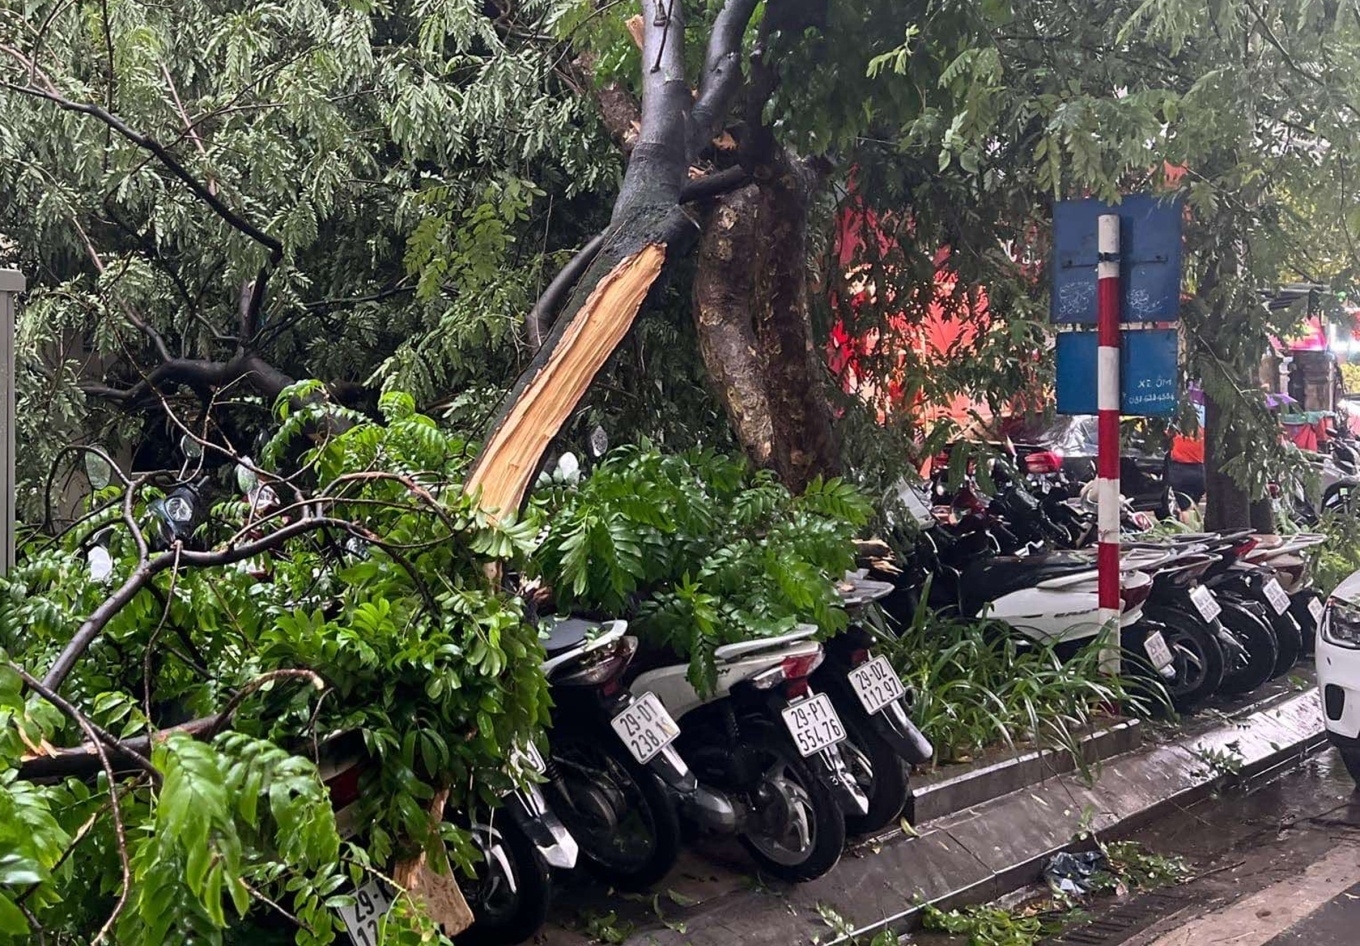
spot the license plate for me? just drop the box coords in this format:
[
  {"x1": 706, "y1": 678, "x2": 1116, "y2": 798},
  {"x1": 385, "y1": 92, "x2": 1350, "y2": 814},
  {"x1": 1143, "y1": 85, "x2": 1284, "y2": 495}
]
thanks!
[
  {"x1": 1309, "y1": 596, "x2": 1325, "y2": 624},
  {"x1": 1189, "y1": 585, "x2": 1222, "y2": 623},
  {"x1": 1264, "y1": 578, "x2": 1290, "y2": 616},
  {"x1": 1143, "y1": 630, "x2": 1175, "y2": 671},
  {"x1": 610, "y1": 692, "x2": 680, "y2": 764},
  {"x1": 781, "y1": 693, "x2": 847, "y2": 757},
  {"x1": 848, "y1": 655, "x2": 907, "y2": 716},
  {"x1": 335, "y1": 878, "x2": 394, "y2": 946}
]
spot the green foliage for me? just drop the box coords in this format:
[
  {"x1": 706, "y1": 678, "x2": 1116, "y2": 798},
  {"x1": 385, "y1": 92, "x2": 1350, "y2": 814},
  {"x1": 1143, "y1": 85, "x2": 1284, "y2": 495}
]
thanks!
[
  {"x1": 861, "y1": 0, "x2": 1360, "y2": 507},
  {"x1": 0, "y1": 395, "x2": 547, "y2": 942},
  {"x1": 531, "y1": 446, "x2": 871, "y2": 691},
  {"x1": 1307, "y1": 512, "x2": 1360, "y2": 595},
  {"x1": 1098, "y1": 841, "x2": 1191, "y2": 891},
  {"x1": 921, "y1": 902, "x2": 1063, "y2": 946},
  {"x1": 2, "y1": 0, "x2": 620, "y2": 521},
  {"x1": 880, "y1": 597, "x2": 1161, "y2": 766}
]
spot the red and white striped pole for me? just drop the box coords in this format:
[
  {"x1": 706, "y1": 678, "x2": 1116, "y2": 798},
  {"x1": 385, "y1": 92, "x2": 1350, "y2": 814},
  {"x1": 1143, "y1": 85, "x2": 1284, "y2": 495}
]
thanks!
[{"x1": 1096, "y1": 214, "x2": 1122, "y2": 657}]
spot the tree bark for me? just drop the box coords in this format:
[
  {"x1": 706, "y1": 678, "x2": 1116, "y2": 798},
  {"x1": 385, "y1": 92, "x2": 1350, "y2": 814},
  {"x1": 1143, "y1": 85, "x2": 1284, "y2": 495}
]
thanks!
[
  {"x1": 751, "y1": 156, "x2": 840, "y2": 490},
  {"x1": 693, "y1": 185, "x2": 774, "y2": 466},
  {"x1": 690, "y1": 159, "x2": 840, "y2": 491}
]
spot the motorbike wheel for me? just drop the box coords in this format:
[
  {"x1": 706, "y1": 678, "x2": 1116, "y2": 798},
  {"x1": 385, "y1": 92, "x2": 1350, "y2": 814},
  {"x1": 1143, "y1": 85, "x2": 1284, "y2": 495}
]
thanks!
[
  {"x1": 546, "y1": 732, "x2": 681, "y2": 891},
  {"x1": 459, "y1": 817, "x2": 552, "y2": 946},
  {"x1": 1262, "y1": 606, "x2": 1303, "y2": 679},
  {"x1": 1216, "y1": 600, "x2": 1279, "y2": 696},
  {"x1": 736, "y1": 720, "x2": 847, "y2": 882},
  {"x1": 827, "y1": 693, "x2": 910, "y2": 835},
  {"x1": 1131, "y1": 610, "x2": 1224, "y2": 715},
  {"x1": 1291, "y1": 590, "x2": 1324, "y2": 657}
]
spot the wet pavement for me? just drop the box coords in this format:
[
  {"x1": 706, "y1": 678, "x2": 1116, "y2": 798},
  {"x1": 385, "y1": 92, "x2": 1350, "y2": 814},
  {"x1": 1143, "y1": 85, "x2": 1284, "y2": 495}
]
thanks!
[{"x1": 918, "y1": 747, "x2": 1360, "y2": 946}]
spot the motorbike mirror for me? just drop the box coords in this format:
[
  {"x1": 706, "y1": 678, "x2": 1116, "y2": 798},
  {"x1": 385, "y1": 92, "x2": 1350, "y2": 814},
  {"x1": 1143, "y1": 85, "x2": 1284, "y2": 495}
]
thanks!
[
  {"x1": 84, "y1": 450, "x2": 113, "y2": 490},
  {"x1": 179, "y1": 434, "x2": 203, "y2": 461},
  {"x1": 87, "y1": 545, "x2": 114, "y2": 582},
  {"x1": 554, "y1": 451, "x2": 581, "y2": 485},
  {"x1": 236, "y1": 460, "x2": 260, "y2": 495},
  {"x1": 588, "y1": 425, "x2": 609, "y2": 459}
]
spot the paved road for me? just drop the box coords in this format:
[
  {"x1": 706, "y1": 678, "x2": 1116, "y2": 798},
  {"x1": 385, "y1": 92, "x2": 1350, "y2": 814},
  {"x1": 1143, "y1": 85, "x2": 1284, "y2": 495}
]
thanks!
[
  {"x1": 914, "y1": 747, "x2": 1360, "y2": 946},
  {"x1": 1036, "y1": 748, "x2": 1360, "y2": 946}
]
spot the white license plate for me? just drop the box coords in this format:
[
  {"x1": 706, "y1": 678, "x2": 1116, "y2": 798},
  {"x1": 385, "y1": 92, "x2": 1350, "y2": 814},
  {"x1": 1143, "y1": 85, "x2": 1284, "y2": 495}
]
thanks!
[
  {"x1": 610, "y1": 692, "x2": 680, "y2": 764},
  {"x1": 1189, "y1": 585, "x2": 1222, "y2": 623},
  {"x1": 335, "y1": 878, "x2": 394, "y2": 946},
  {"x1": 781, "y1": 693, "x2": 847, "y2": 757},
  {"x1": 1144, "y1": 630, "x2": 1175, "y2": 671},
  {"x1": 1309, "y1": 596, "x2": 1325, "y2": 624},
  {"x1": 848, "y1": 655, "x2": 907, "y2": 716},
  {"x1": 1264, "y1": 578, "x2": 1291, "y2": 616}
]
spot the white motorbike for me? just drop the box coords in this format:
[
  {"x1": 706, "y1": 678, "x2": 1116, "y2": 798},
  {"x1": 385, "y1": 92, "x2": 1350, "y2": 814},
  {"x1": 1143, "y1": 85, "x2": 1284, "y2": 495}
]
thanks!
[
  {"x1": 628, "y1": 627, "x2": 867, "y2": 882},
  {"x1": 886, "y1": 480, "x2": 1154, "y2": 654}
]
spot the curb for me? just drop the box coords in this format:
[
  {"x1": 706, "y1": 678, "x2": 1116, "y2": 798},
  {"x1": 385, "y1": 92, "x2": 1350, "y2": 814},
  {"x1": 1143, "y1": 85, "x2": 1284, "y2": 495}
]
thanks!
[{"x1": 560, "y1": 684, "x2": 1327, "y2": 946}]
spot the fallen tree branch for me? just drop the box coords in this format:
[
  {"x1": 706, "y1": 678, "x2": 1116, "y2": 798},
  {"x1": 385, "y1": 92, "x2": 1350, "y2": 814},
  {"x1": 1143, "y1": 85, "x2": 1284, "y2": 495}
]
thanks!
[
  {"x1": 11, "y1": 663, "x2": 161, "y2": 785},
  {"x1": 525, "y1": 234, "x2": 605, "y2": 351},
  {"x1": 79, "y1": 350, "x2": 295, "y2": 406},
  {"x1": 42, "y1": 515, "x2": 355, "y2": 693}
]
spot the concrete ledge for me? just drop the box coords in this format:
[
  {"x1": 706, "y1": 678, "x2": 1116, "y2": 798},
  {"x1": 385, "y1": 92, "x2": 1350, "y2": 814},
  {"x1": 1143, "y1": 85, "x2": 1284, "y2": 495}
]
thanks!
[
  {"x1": 913, "y1": 719, "x2": 1142, "y2": 824},
  {"x1": 562, "y1": 685, "x2": 1327, "y2": 946}
]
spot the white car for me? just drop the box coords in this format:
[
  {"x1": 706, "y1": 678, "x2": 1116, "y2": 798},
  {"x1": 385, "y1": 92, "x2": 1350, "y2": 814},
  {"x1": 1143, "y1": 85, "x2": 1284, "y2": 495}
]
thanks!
[{"x1": 1316, "y1": 569, "x2": 1360, "y2": 785}]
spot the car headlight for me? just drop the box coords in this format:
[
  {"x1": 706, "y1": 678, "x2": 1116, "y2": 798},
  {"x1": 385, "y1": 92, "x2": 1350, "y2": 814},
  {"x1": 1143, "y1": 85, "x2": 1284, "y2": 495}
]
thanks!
[{"x1": 1324, "y1": 599, "x2": 1360, "y2": 649}]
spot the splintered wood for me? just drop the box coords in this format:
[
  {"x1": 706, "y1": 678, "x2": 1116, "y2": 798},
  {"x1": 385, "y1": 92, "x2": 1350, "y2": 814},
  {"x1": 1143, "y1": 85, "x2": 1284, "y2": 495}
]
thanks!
[
  {"x1": 391, "y1": 786, "x2": 474, "y2": 936},
  {"x1": 466, "y1": 243, "x2": 667, "y2": 519}
]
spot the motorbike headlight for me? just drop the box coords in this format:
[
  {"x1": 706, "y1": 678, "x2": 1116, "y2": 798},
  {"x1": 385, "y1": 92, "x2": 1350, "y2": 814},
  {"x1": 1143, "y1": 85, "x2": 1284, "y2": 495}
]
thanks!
[
  {"x1": 1323, "y1": 599, "x2": 1360, "y2": 649},
  {"x1": 164, "y1": 495, "x2": 195, "y2": 523}
]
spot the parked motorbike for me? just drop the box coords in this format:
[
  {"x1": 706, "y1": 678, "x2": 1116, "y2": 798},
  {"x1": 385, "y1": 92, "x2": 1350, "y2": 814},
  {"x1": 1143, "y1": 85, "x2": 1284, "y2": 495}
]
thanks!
[
  {"x1": 812, "y1": 574, "x2": 934, "y2": 833},
  {"x1": 1109, "y1": 544, "x2": 1228, "y2": 712},
  {"x1": 1242, "y1": 532, "x2": 1328, "y2": 657},
  {"x1": 629, "y1": 627, "x2": 863, "y2": 881},
  {"x1": 320, "y1": 732, "x2": 575, "y2": 946},
  {"x1": 536, "y1": 617, "x2": 699, "y2": 891}
]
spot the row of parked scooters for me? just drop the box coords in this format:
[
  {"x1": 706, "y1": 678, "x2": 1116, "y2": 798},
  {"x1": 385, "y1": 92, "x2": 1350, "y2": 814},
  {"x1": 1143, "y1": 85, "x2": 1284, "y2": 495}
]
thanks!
[
  {"x1": 323, "y1": 570, "x2": 932, "y2": 945},
  {"x1": 895, "y1": 463, "x2": 1329, "y2": 714},
  {"x1": 112, "y1": 446, "x2": 1326, "y2": 945}
]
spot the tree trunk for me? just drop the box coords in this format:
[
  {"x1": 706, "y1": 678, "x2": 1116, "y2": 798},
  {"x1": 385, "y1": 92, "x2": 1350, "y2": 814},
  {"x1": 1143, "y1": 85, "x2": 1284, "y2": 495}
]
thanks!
[
  {"x1": 693, "y1": 185, "x2": 774, "y2": 467},
  {"x1": 691, "y1": 159, "x2": 839, "y2": 491},
  {"x1": 464, "y1": 1, "x2": 696, "y2": 518},
  {"x1": 751, "y1": 156, "x2": 840, "y2": 491},
  {"x1": 1203, "y1": 392, "x2": 1250, "y2": 530}
]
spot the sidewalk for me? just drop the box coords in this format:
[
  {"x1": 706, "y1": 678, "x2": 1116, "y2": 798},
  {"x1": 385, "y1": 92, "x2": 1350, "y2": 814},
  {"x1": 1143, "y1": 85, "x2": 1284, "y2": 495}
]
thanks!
[{"x1": 542, "y1": 676, "x2": 1327, "y2": 946}]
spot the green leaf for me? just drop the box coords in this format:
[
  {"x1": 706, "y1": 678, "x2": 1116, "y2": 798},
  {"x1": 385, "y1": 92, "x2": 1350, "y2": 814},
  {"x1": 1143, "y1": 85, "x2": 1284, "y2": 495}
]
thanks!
[{"x1": 0, "y1": 896, "x2": 28, "y2": 936}]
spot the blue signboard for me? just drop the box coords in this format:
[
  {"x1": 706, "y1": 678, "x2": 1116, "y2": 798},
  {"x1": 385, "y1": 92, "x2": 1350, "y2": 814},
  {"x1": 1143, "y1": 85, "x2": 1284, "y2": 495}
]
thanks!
[
  {"x1": 1051, "y1": 195, "x2": 1184, "y2": 324},
  {"x1": 1055, "y1": 329, "x2": 1179, "y2": 416}
]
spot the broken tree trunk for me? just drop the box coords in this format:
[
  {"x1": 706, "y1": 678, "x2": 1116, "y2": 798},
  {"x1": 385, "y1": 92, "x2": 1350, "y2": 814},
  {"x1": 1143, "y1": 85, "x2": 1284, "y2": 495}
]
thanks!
[
  {"x1": 464, "y1": 0, "x2": 698, "y2": 518},
  {"x1": 465, "y1": 241, "x2": 669, "y2": 515}
]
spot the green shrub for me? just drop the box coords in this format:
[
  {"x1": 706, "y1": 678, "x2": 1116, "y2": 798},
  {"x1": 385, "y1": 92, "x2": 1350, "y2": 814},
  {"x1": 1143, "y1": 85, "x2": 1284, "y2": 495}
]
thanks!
[{"x1": 880, "y1": 597, "x2": 1159, "y2": 766}]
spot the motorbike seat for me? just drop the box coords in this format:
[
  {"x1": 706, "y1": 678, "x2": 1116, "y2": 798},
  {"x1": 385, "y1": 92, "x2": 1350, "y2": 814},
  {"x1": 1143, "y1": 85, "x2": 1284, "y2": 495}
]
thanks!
[
  {"x1": 713, "y1": 624, "x2": 819, "y2": 661},
  {"x1": 836, "y1": 575, "x2": 896, "y2": 608},
  {"x1": 960, "y1": 552, "x2": 1096, "y2": 604},
  {"x1": 540, "y1": 617, "x2": 604, "y2": 655}
]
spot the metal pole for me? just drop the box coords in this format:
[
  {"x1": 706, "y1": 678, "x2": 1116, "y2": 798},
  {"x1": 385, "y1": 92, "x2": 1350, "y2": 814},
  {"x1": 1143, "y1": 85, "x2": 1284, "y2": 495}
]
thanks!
[
  {"x1": 1096, "y1": 216, "x2": 1121, "y2": 654},
  {"x1": 0, "y1": 269, "x2": 22, "y2": 577}
]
